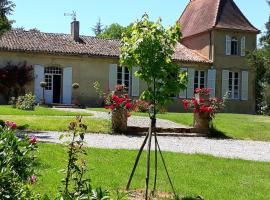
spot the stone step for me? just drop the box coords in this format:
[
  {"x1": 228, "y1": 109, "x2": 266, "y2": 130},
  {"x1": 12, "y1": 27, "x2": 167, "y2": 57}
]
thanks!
[{"x1": 51, "y1": 104, "x2": 79, "y2": 109}]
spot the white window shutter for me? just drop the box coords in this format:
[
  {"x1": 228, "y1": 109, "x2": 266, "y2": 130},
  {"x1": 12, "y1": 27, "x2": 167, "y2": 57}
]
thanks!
[
  {"x1": 226, "y1": 35, "x2": 231, "y2": 56},
  {"x1": 222, "y1": 70, "x2": 229, "y2": 97},
  {"x1": 63, "y1": 67, "x2": 72, "y2": 104},
  {"x1": 132, "y1": 66, "x2": 140, "y2": 97},
  {"x1": 187, "y1": 68, "x2": 195, "y2": 98},
  {"x1": 241, "y1": 71, "x2": 249, "y2": 100},
  {"x1": 207, "y1": 69, "x2": 216, "y2": 97},
  {"x1": 34, "y1": 65, "x2": 44, "y2": 103},
  {"x1": 241, "y1": 36, "x2": 246, "y2": 56},
  {"x1": 179, "y1": 68, "x2": 187, "y2": 98},
  {"x1": 109, "y1": 64, "x2": 117, "y2": 91}
]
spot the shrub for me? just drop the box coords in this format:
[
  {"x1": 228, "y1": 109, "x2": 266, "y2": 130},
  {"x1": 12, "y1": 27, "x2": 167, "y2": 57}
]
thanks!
[
  {"x1": 16, "y1": 93, "x2": 36, "y2": 110},
  {"x1": 8, "y1": 96, "x2": 16, "y2": 108},
  {"x1": 0, "y1": 121, "x2": 39, "y2": 199},
  {"x1": 133, "y1": 100, "x2": 150, "y2": 113}
]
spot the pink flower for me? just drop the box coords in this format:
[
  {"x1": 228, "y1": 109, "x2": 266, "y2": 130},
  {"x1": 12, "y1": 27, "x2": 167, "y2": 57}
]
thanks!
[
  {"x1": 195, "y1": 88, "x2": 201, "y2": 93},
  {"x1": 29, "y1": 136, "x2": 38, "y2": 145},
  {"x1": 30, "y1": 175, "x2": 37, "y2": 184},
  {"x1": 182, "y1": 99, "x2": 189, "y2": 110},
  {"x1": 5, "y1": 121, "x2": 17, "y2": 129}
]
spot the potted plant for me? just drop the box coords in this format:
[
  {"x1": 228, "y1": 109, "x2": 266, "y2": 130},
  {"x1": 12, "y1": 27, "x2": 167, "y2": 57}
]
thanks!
[
  {"x1": 72, "y1": 83, "x2": 80, "y2": 105},
  {"x1": 104, "y1": 84, "x2": 133, "y2": 133},
  {"x1": 40, "y1": 81, "x2": 47, "y2": 105},
  {"x1": 182, "y1": 88, "x2": 225, "y2": 134}
]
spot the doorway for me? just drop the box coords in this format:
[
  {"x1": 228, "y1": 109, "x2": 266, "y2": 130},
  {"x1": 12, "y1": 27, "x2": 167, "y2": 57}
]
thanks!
[
  {"x1": 53, "y1": 75, "x2": 62, "y2": 103},
  {"x1": 44, "y1": 67, "x2": 62, "y2": 104}
]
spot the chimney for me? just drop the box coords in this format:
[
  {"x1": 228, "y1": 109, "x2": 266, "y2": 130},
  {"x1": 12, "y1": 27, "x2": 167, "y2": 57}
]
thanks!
[{"x1": 71, "y1": 21, "x2": 80, "y2": 42}]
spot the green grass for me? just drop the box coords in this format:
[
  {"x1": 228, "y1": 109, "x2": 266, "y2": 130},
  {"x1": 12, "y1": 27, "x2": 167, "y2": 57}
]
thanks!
[
  {"x1": 0, "y1": 105, "x2": 92, "y2": 116},
  {"x1": 35, "y1": 143, "x2": 270, "y2": 200},
  {"x1": 88, "y1": 108, "x2": 270, "y2": 141},
  {"x1": 0, "y1": 115, "x2": 110, "y2": 133}
]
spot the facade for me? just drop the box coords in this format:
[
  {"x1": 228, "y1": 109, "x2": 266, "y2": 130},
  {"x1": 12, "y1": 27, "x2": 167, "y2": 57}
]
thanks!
[{"x1": 0, "y1": 0, "x2": 259, "y2": 113}]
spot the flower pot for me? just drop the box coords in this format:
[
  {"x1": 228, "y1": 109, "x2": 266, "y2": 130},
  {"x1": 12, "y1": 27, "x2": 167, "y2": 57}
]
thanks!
[
  {"x1": 194, "y1": 112, "x2": 210, "y2": 134},
  {"x1": 112, "y1": 108, "x2": 128, "y2": 134}
]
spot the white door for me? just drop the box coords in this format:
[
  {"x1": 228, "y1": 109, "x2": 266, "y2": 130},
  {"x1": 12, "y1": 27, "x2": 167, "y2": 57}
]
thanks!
[
  {"x1": 44, "y1": 74, "x2": 53, "y2": 104},
  {"x1": 62, "y1": 67, "x2": 72, "y2": 104},
  {"x1": 34, "y1": 65, "x2": 44, "y2": 103}
]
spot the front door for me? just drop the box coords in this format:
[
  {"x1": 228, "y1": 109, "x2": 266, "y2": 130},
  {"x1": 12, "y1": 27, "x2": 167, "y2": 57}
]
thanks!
[{"x1": 53, "y1": 75, "x2": 62, "y2": 103}]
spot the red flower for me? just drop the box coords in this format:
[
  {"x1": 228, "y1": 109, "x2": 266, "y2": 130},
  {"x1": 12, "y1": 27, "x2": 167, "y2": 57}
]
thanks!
[
  {"x1": 199, "y1": 98, "x2": 204, "y2": 103},
  {"x1": 182, "y1": 99, "x2": 189, "y2": 110},
  {"x1": 125, "y1": 102, "x2": 132, "y2": 109},
  {"x1": 5, "y1": 121, "x2": 17, "y2": 129},
  {"x1": 105, "y1": 105, "x2": 114, "y2": 110},
  {"x1": 195, "y1": 88, "x2": 201, "y2": 93},
  {"x1": 29, "y1": 136, "x2": 38, "y2": 145}
]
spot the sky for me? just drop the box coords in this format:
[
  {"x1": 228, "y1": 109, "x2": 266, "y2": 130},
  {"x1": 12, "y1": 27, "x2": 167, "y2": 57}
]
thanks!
[{"x1": 9, "y1": 0, "x2": 269, "y2": 39}]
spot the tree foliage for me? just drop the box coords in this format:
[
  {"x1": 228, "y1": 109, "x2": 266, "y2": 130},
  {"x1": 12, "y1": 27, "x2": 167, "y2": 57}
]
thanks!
[
  {"x1": 120, "y1": 14, "x2": 187, "y2": 111},
  {"x1": 0, "y1": 0, "x2": 15, "y2": 36},
  {"x1": 247, "y1": 4, "x2": 270, "y2": 114},
  {"x1": 97, "y1": 23, "x2": 132, "y2": 39},
  {"x1": 91, "y1": 18, "x2": 104, "y2": 36}
]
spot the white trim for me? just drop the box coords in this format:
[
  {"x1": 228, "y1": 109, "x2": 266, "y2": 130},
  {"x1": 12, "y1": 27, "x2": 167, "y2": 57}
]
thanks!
[
  {"x1": 226, "y1": 35, "x2": 231, "y2": 55},
  {"x1": 241, "y1": 36, "x2": 246, "y2": 56},
  {"x1": 222, "y1": 70, "x2": 229, "y2": 97}
]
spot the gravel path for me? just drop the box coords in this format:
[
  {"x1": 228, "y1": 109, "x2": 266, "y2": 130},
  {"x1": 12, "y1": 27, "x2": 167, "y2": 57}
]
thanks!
[
  {"x1": 53, "y1": 108, "x2": 188, "y2": 128},
  {"x1": 29, "y1": 131, "x2": 270, "y2": 162}
]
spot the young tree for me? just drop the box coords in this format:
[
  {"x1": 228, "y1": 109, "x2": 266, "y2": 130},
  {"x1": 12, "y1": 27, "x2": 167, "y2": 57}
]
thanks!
[
  {"x1": 0, "y1": 0, "x2": 15, "y2": 36},
  {"x1": 120, "y1": 14, "x2": 187, "y2": 199},
  {"x1": 91, "y1": 17, "x2": 104, "y2": 36}
]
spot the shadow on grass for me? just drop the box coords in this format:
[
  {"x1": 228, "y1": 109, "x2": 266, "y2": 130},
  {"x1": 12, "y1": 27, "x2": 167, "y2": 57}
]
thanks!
[
  {"x1": 208, "y1": 126, "x2": 232, "y2": 139},
  {"x1": 17, "y1": 124, "x2": 30, "y2": 130}
]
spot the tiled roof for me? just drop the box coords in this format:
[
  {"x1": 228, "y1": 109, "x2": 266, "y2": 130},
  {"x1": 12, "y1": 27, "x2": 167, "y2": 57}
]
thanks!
[
  {"x1": 178, "y1": 0, "x2": 259, "y2": 38},
  {"x1": 0, "y1": 29, "x2": 211, "y2": 64}
]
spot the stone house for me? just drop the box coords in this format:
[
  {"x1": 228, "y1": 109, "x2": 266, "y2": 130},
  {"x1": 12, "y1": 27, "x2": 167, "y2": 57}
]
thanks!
[{"x1": 0, "y1": 0, "x2": 259, "y2": 113}]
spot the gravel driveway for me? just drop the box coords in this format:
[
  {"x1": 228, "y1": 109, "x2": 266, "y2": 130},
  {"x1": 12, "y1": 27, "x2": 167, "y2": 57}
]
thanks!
[
  {"x1": 53, "y1": 108, "x2": 188, "y2": 128},
  {"x1": 29, "y1": 131, "x2": 270, "y2": 162}
]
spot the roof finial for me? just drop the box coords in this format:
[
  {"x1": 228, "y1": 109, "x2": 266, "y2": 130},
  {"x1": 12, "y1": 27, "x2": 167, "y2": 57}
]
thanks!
[{"x1": 64, "y1": 11, "x2": 77, "y2": 21}]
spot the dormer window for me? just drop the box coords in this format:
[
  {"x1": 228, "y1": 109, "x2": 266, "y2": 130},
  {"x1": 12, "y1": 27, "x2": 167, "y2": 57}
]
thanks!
[
  {"x1": 226, "y1": 35, "x2": 246, "y2": 56},
  {"x1": 231, "y1": 37, "x2": 238, "y2": 55}
]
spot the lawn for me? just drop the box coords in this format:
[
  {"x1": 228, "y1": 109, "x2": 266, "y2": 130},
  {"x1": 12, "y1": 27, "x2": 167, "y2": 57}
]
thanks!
[
  {"x1": 0, "y1": 115, "x2": 110, "y2": 133},
  {"x1": 88, "y1": 108, "x2": 270, "y2": 141},
  {"x1": 0, "y1": 105, "x2": 92, "y2": 116},
  {"x1": 35, "y1": 143, "x2": 270, "y2": 200}
]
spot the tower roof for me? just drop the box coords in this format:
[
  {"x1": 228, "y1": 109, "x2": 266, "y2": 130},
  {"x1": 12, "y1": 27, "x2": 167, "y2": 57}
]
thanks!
[{"x1": 178, "y1": 0, "x2": 259, "y2": 38}]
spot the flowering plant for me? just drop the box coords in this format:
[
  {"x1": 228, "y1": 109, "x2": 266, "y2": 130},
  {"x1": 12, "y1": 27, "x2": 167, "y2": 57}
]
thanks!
[
  {"x1": 0, "y1": 121, "x2": 39, "y2": 199},
  {"x1": 104, "y1": 85, "x2": 133, "y2": 117},
  {"x1": 182, "y1": 88, "x2": 225, "y2": 118}
]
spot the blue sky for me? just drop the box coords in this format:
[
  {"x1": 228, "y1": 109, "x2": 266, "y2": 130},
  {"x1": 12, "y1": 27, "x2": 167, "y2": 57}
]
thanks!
[{"x1": 10, "y1": 0, "x2": 269, "y2": 39}]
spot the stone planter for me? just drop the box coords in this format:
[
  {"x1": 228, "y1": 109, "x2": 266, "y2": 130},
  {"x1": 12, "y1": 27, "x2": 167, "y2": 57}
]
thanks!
[
  {"x1": 194, "y1": 112, "x2": 210, "y2": 134},
  {"x1": 112, "y1": 108, "x2": 128, "y2": 134}
]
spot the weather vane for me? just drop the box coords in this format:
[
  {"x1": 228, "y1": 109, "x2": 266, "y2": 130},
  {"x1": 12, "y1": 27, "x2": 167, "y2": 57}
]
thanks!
[{"x1": 64, "y1": 11, "x2": 77, "y2": 21}]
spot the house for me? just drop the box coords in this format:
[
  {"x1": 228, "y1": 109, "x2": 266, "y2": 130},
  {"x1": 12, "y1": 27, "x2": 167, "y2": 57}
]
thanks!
[{"x1": 0, "y1": 0, "x2": 259, "y2": 113}]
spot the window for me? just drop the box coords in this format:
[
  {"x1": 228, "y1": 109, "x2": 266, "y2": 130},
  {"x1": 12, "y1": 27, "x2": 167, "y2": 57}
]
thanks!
[
  {"x1": 194, "y1": 70, "x2": 206, "y2": 91},
  {"x1": 229, "y1": 71, "x2": 240, "y2": 99},
  {"x1": 45, "y1": 75, "x2": 52, "y2": 90},
  {"x1": 231, "y1": 37, "x2": 238, "y2": 55},
  {"x1": 45, "y1": 67, "x2": 62, "y2": 75},
  {"x1": 117, "y1": 66, "x2": 131, "y2": 92}
]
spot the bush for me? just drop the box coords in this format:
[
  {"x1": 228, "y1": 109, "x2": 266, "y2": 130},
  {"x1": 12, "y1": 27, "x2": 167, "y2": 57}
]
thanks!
[
  {"x1": 8, "y1": 96, "x2": 16, "y2": 108},
  {"x1": 16, "y1": 93, "x2": 36, "y2": 110},
  {"x1": 262, "y1": 84, "x2": 270, "y2": 115},
  {"x1": 133, "y1": 100, "x2": 150, "y2": 113},
  {"x1": 0, "y1": 121, "x2": 39, "y2": 199}
]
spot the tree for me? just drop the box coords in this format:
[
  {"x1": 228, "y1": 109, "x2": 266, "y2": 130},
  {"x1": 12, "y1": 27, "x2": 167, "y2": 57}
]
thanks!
[
  {"x1": 0, "y1": 0, "x2": 15, "y2": 36},
  {"x1": 120, "y1": 14, "x2": 187, "y2": 199},
  {"x1": 96, "y1": 23, "x2": 133, "y2": 39},
  {"x1": 247, "y1": 2, "x2": 270, "y2": 114},
  {"x1": 91, "y1": 17, "x2": 104, "y2": 36}
]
